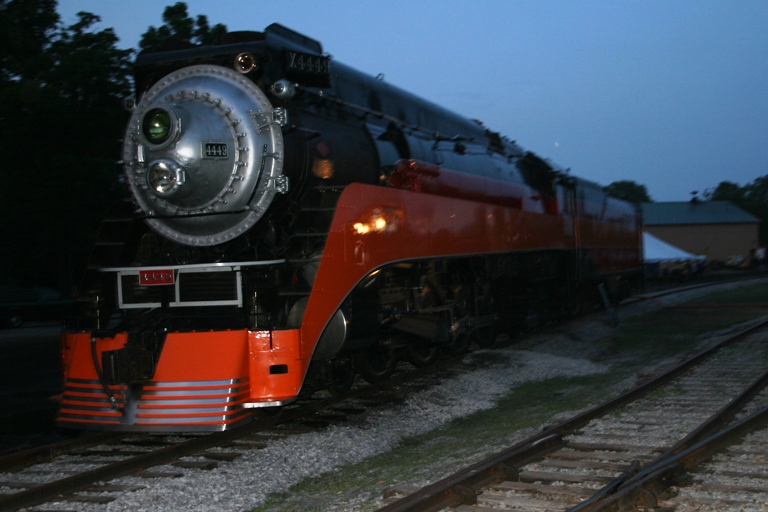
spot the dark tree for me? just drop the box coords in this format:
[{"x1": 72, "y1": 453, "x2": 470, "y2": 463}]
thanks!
[
  {"x1": 743, "y1": 175, "x2": 768, "y2": 203},
  {"x1": 0, "y1": 1, "x2": 133, "y2": 291},
  {"x1": 139, "y1": 2, "x2": 227, "y2": 49},
  {"x1": 705, "y1": 177, "x2": 768, "y2": 245},
  {"x1": 741, "y1": 176, "x2": 768, "y2": 245},
  {"x1": 0, "y1": 1, "x2": 228, "y2": 292},
  {"x1": 604, "y1": 180, "x2": 653, "y2": 203},
  {"x1": 0, "y1": 0, "x2": 58, "y2": 83},
  {"x1": 705, "y1": 181, "x2": 746, "y2": 203}
]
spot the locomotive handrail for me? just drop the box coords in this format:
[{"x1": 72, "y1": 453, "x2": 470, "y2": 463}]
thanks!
[
  {"x1": 296, "y1": 83, "x2": 525, "y2": 159},
  {"x1": 97, "y1": 259, "x2": 286, "y2": 272}
]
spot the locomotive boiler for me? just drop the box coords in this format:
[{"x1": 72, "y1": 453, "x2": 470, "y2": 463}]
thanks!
[{"x1": 57, "y1": 24, "x2": 642, "y2": 431}]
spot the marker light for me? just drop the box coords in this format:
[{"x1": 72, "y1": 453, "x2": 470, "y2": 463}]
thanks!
[
  {"x1": 353, "y1": 222, "x2": 370, "y2": 235},
  {"x1": 353, "y1": 208, "x2": 399, "y2": 235},
  {"x1": 142, "y1": 108, "x2": 173, "y2": 145},
  {"x1": 235, "y1": 52, "x2": 257, "y2": 74}
]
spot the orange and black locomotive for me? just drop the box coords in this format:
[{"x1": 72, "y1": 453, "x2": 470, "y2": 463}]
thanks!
[{"x1": 58, "y1": 24, "x2": 642, "y2": 431}]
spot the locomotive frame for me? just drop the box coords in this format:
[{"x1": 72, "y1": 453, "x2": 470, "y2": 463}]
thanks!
[{"x1": 57, "y1": 24, "x2": 642, "y2": 431}]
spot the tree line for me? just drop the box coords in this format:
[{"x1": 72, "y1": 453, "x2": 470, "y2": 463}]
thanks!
[
  {"x1": 0, "y1": 0, "x2": 764, "y2": 294},
  {"x1": 0, "y1": 1, "x2": 224, "y2": 293}
]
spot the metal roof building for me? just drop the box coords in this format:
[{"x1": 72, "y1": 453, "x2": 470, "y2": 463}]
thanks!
[{"x1": 641, "y1": 200, "x2": 760, "y2": 263}]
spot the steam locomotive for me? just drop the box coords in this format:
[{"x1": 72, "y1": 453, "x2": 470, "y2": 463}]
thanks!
[{"x1": 57, "y1": 24, "x2": 642, "y2": 431}]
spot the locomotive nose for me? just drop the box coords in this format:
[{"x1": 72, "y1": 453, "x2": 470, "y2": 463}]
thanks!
[
  {"x1": 123, "y1": 65, "x2": 288, "y2": 246},
  {"x1": 138, "y1": 96, "x2": 238, "y2": 208}
]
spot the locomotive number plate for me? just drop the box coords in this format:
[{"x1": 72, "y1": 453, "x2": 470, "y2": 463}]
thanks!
[
  {"x1": 284, "y1": 51, "x2": 330, "y2": 76},
  {"x1": 139, "y1": 269, "x2": 175, "y2": 286},
  {"x1": 204, "y1": 142, "x2": 228, "y2": 159}
]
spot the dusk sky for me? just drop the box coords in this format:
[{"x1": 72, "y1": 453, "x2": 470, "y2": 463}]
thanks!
[{"x1": 57, "y1": 1, "x2": 768, "y2": 202}]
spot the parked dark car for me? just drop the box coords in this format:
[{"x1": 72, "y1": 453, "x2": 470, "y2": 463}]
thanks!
[{"x1": 0, "y1": 286, "x2": 74, "y2": 328}]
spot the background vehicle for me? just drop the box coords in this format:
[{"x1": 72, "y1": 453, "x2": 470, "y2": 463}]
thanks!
[{"x1": 0, "y1": 287, "x2": 73, "y2": 328}]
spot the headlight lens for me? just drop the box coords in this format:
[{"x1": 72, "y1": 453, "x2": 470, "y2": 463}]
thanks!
[
  {"x1": 147, "y1": 159, "x2": 184, "y2": 196},
  {"x1": 142, "y1": 108, "x2": 173, "y2": 145}
]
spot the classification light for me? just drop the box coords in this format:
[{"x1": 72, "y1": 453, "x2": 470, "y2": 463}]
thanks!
[{"x1": 142, "y1": 108, "x2": 174, "y2": 145}]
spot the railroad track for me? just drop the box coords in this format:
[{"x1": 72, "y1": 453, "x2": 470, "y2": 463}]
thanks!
[
  {"x1": 2, "y1": 277, "x2": 766, "y2": 510},
  {"x1": 377, "y1": 318, "x2": 768, "y2": 511},
  {"x1": 0, "y1": 346, "x2": 491, "y2": 511}
]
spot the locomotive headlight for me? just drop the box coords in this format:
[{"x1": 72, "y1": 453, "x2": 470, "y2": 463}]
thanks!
[
  {"x1": 142, "y1": 107, "x2": 176, "y2": 146},
  {"x1": 147, "y1": 159, "x2": 185, "y2": 197}
]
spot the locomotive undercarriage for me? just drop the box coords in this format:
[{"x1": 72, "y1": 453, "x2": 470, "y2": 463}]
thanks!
[{"x1": 299, "y1": 247, "x2": 595, "y2": 395}]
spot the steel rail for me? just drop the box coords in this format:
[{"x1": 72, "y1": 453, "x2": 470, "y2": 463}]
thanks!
[
  {"x1": 568, "y1": 366, "x2": 768, "y2": 511},
  {"x1": 587, "y1": 404, "x2": 768, "y2": 511},
  {"x1": 0, "y1": 342, "x2": 476, "y2": 511},
  {"x1": 0, "y1": 421, "x2": 276, "y2": 512},
  {"x1": 0, "y1": 432, "x2": 125, "y2": 473},
  {"x1": 374, "y1": 317, "x2": 768, "y2": 512}
]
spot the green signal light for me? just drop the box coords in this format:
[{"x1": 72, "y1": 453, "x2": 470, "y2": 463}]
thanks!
[{"x1": 142, "y1": 108, "x2": 172, "y2": 144}]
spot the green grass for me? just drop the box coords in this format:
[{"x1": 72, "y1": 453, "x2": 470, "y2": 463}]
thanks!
[
  {"x1": 609, "y1": 283, "x2": 768, "y2": 358},
  {"x1": 252, "y1": 373, "x2": 633, "y2": 512},
  {"x1": 684, "y1": 283, "x2": 768, "y2": 305},
  {"x1": 252, "y1": 281, "x2": 768, "y2": 511}
]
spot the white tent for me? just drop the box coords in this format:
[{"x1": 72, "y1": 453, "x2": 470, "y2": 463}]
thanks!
[{"x1": 643, "y1": 231, "x2": 705, "y2": 263}]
